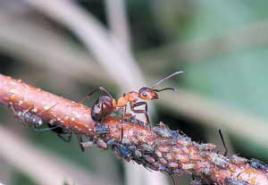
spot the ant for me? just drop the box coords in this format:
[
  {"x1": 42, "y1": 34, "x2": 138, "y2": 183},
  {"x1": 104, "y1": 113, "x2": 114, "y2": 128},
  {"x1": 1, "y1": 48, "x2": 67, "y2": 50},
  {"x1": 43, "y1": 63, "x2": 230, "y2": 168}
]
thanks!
[{"x1": 82, "y1": 71, "x2": 183, "y2": 128}]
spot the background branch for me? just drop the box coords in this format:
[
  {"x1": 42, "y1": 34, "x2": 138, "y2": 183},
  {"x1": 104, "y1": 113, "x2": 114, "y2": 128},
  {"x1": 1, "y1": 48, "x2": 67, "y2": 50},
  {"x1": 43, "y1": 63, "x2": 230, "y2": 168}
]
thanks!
[{"x1": 1, "y1": 74, "x2": 268, "y2": 185}]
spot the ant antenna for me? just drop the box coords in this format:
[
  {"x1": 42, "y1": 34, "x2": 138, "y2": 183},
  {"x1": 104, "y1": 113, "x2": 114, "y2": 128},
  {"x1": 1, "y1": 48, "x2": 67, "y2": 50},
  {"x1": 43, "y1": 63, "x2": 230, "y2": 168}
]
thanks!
[
  {"x1": 152, "y1": 71, "x2": 183, "y2": 89},
  {"x1": 218, "y1": 129, "x2": 228, "y2": 156},
  {"x1": 153, "y1": 87, "x2": 175, "y2": 92}
]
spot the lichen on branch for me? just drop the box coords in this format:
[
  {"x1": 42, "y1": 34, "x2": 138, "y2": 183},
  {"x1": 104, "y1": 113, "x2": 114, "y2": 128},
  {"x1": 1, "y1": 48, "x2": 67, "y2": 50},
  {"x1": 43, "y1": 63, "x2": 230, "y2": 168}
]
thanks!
[{"x1": 0, "y1": 74, "x2": 267, "y2": 185}]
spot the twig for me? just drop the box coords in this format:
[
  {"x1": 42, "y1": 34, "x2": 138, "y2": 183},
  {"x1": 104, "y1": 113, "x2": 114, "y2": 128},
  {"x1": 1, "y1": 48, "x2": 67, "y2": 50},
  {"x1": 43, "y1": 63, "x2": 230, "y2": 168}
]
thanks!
[
  {"x1": 105, "y1": 0, "x2": 132, "y2": 50},
  {"x1": 25, "y1": 0, "x2": 145, "y2": 90},
  {"x1": 139, "y1": 20, "x2": 268, "y2": 63},
  {"x1": 0, "y1": 12, "x2": 112, "y2": 86},
  {"x1": 1, "y1": 74, "x2": 268, "y2": 185}
]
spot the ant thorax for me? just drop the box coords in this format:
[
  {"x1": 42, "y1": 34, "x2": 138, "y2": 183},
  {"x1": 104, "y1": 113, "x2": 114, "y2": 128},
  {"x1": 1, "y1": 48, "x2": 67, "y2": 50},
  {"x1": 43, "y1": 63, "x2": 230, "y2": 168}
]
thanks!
[{"x1": 115, "y1": 91, "x2": 139, "y2": 107}]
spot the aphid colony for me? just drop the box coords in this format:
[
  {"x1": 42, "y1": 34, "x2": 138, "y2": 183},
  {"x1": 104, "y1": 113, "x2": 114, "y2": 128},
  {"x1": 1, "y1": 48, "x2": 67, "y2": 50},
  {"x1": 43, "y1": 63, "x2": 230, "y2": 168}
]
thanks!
[{"x1": 9, "y1": 71, "x2": 268, "y2": 184}]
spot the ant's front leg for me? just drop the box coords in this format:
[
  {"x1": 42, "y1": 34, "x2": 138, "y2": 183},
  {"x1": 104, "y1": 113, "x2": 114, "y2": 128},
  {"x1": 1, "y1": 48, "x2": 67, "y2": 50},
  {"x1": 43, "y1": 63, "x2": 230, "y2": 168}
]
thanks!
[{"x1": 130, "y1": 101, "x2": 150, "y2": 128}]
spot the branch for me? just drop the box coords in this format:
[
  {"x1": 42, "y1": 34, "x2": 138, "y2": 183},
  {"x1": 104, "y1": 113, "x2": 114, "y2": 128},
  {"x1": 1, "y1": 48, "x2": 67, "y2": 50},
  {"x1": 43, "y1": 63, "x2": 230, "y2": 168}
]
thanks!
[{"x1": 0, "y1": 74, "x2": 268, "y2": 185}]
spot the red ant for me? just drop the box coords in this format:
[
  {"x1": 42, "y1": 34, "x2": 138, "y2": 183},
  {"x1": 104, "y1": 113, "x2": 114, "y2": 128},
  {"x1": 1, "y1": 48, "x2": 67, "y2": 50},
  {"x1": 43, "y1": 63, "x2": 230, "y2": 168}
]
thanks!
[{"x1": 82, "y1": 71, "x2": 183, "y2": 128}]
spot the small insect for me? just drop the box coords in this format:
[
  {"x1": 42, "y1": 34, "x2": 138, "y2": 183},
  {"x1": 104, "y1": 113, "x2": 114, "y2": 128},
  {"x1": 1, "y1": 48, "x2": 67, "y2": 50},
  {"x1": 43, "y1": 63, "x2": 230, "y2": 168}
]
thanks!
[
  {"x1": 224, "y1": 178, "x2": 249, "y2": 185},
  {"x1": 107, "y1": 139, "x2": 132, "y2": 159},
  {"x1": 190, "y1": 176, "x2": 202, "y2": 185},
  {"x1": 82, "y1": 71, "x2": 183, "y2": 128},
  {"x1": 249, "y1": 158, "x2": 268, "y2": 171},
  {"x1": 9, "y1": 103, "x2": 57, "y2": 130},
  {"x1": 9, "y1": 103, "x2": 87, "y2": 151}
]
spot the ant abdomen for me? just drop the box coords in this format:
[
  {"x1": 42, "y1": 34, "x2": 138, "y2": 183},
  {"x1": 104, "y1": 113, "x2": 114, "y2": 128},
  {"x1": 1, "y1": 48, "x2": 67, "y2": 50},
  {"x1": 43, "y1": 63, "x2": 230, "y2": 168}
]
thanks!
[{"x1": 91, "y1": 95, "x2": 114, "y2": 122}]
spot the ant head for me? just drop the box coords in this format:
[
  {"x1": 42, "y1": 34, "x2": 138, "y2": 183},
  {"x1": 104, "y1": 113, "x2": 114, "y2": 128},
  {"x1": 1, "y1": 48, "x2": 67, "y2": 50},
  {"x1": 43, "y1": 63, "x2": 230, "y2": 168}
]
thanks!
[
  {"x1": 138, "y1": 87, "x2": 159, "y2": 100},
  {"x1": 138, "y1": 71, "x2": 183, "y2": 101}
]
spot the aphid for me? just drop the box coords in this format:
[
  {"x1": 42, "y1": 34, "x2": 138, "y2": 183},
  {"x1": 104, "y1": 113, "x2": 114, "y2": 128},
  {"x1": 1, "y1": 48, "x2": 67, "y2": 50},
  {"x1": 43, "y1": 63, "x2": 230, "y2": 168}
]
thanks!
[
  {"x1": 80, "y1": 140, "x2": 94, "y2": 149},
  {"x1": 82, "y1": 71, "x2": 183, "y2": 128},
  {"x1": 159, "y1": 166, "x2": 171, "y2": 174},
  {"x1": 230, "y1": 155, "x2": 247, "y2": 165},
  {"x1": 209, "y1": 153, "x2": 228, "y2": 169},
  {"x1": 134, "y1": 150, "x2": 142, "y2": 158},
  {"x1": 107, "y1": 140, "x2": 132, "y2": 159},
  {"x1": 224, "y1": 178, "x2": 249, "y2": 185},
  {"x1": 159, "y1": 158, "x2": 168, "y2": 165},
  {"x1": 153, "y1": 121, "x2": 172, "y2": 138},
  {"x1": 10, "y1": 104, "x2": 48, "y2": 129},
  {"x1": 198, "y1": 143, "x2": 216, "y2": 152},
  {"x1": 9, "y1": 103, "x2": 66, "y2": 135},
  {"x1": 144, "y1": 155, "x2": 156, "y2": 163},
  {"x1": 96, "y1": 139, "x2": 108, "y2": 149},
  {"x1": 168, "y1": 162, "x2": 179, "y2": 168},
  {"x1": 122, "y1": 113, "x2": 144, "y2": 126},
  {"x1": 141, "y1": 144, "x2": 154, "y2": 154},
  {"x1": 95, "y1": 123, "x2": 109, "y2": 135},
  {"x1": 249, "y1": 158, "x2": 268, "y2": 171},
  {"x1": 107, "y1": 139, "x2": 116, "y2": 146}
]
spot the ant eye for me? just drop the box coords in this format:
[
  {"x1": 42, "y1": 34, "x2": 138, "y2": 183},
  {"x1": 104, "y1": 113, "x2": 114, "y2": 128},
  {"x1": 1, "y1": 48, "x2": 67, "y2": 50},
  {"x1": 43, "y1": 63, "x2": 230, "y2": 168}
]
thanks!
[{"x1": 142, "y1": 92, "x2": 147, "y2": 97}]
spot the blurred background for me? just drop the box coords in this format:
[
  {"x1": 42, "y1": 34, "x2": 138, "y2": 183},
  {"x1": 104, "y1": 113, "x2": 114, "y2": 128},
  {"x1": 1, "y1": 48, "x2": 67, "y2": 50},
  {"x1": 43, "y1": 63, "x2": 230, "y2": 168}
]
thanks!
[{"x1": 0, "y1": 0, "x2": 268, "y2": 185}]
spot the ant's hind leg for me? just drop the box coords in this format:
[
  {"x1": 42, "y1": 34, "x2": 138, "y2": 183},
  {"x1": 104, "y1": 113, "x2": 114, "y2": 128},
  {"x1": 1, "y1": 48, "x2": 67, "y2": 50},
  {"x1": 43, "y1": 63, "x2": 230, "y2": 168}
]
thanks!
[
  {"x1": 79, "y1": 86, "x2": 113, "y2": 103},
  {"x1": 57, "y1": 132, "x2": 72, "y2": 142}
]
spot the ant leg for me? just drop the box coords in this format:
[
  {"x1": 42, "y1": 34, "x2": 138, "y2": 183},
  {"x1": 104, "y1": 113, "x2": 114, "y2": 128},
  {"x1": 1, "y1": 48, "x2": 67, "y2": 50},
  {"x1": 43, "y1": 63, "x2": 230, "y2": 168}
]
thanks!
[
  {"x1": 218, "y1": 129, "x2": 228, "y2": 156},
  {"x1": 170, "y1": 175, "x2": 176, "y2": 185},
  {"x1": 33, "y1": 125, "x2": 59, "y2": 132},
  {"x1": 79, "y1": 86, "x2": 113, "y2": 103},
  {"x1": 57, "y1": 132, "x2": 72, "y2": 142},
  {"x1": 121, "y1": 126, "x2": 124, "y2": 142},
  {"x1": 99, "y1": 86, "x2": 113, "y2": 98},
  {"x1": 130, "y1": 102, "x2": 150, "y2": 128},
  {"x1": 77, "y1": 134, "x2": 86, "y2": 152},
  {"x1": 9, "y1": 103, "x2": 17, "y2": 114}
]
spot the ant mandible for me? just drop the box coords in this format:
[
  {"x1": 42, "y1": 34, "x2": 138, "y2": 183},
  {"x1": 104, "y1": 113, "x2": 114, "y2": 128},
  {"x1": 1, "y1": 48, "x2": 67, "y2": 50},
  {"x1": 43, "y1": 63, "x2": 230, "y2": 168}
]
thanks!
[{"x1": 83, "y1": 71, "x2": 183, "y2": 128}]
